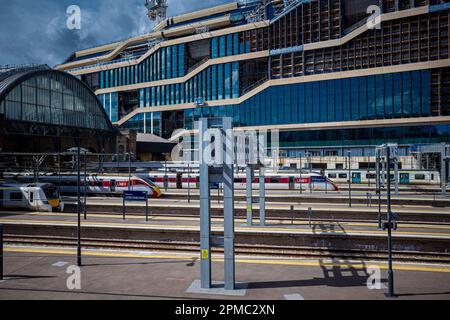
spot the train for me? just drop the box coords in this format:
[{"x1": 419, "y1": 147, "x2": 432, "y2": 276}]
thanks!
[
  {"x1": 324, "y1": 169, "x2": 442, "y2": 185},
  {"x1": 146, "y1": 171, "x2": 339, "y2": 191},
  {"x1": 12, "y1": 175, "x2": 162, "y2": 198},
  {"x1": 0, "y1": 183, "x2": 63, "y2": 212}
]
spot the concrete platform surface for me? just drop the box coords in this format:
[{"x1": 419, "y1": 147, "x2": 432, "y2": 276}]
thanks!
[{"x1": 1, "y1": 247, "x2": 450, "y2": 300}]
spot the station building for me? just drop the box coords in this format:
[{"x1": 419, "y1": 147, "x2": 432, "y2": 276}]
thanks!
[
  {"x1": 0, "y1": 65, "x2": 116, "y2": 153},
  {"x1": 56, "y1": 0, "x2": 450, "y2": 171}
]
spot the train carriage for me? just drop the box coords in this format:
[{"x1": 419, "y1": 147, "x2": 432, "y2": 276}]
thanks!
[{"x1": 0, "y1": 183, "x2": 63, "y2": 212}]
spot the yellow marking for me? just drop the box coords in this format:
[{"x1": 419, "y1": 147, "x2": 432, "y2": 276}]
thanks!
[
  {"x1": 201, "y1": 249, "x2": 209, "y2": 260},
  {"x1": 1, "y1": 218, "x2": 450, "y2": 238},
  {"x1": 2, "y1": 211, "x2": 450, "y2": 231},
  {"x1": 5, "y1": 246, "x2": 450, "y2": 274}
]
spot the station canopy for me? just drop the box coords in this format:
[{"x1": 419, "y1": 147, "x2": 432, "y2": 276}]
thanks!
[{"x1": 0, "y1": 65, "x2": 115, "y2": 133}]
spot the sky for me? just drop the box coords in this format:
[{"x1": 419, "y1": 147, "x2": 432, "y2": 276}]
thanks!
[{"x1": 0, "y1": 0, "x2": 230, "y2": 67}]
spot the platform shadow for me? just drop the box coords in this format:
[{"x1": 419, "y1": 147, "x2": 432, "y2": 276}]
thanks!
[
  {"x1": 395, "y1": 291, "x2": 450, "y2": 298},
  {"x1": 3, "y1": 274, "x2": 57, "y2": 280},
  {"x1": 248, "y1": 259, "x2": 371, "y2": 290},
  {"x1": 81, "y1": 259, "x2": 195, "y2": 267},
  {"x1": 0, "y1": 287, "x2": 203, "y2": 300}
]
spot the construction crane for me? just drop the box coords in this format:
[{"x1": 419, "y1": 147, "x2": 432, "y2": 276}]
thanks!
[{"x1": 145, "y1": 0, "x2": 168, "y2": 22}]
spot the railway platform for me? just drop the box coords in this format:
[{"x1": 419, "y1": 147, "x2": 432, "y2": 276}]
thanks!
[
  {"x1": 1, "y1": 248, "x2": 450, "y2": 300},
  {"x1": 1, "y1": 210, "x2": 450, "y2": 264},
  {"x1": 62, "y1": 196, "x2": 450, "y2": 223}
]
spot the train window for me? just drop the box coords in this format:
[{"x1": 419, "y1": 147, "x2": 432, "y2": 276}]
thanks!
[
  {"x1": 431, "y1": 174, "x2": 434, "y2": 180},
  {"x1": 338, "y1": 173, "x2": 347, "y2": 179},
  {"x1": 29, "y1": 192, "x2": 34, "y2": 203},
  {"x1": 270, "y1": 177, "x2": 281, "y2": 183},
  {"x1": 328, "y1": 173, "x2": 337, "y2": 178},
  {"x1": 234, "y1": 178, "x2": 243, "y2": 183},
  {"x1": 415, "y1": 174, "x2": 425, "y2": 180},
  {"x1": 10, "y1": 192, "x2": 23, "y2": 200}
]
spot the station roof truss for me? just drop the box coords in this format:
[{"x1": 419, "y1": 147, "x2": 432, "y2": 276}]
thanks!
[{"x1": 0, "y1": 65, "x2": 116, "y2": 138}]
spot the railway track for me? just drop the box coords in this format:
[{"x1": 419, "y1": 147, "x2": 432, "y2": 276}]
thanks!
[{"x1": 4, "y1": 234, "x2": 450, "y2": 264}]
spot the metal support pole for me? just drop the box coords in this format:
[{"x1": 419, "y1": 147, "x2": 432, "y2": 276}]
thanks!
[
  {"x1": 199, "y1": 119, "x2": 211, "y2": 289},
  {"x1": 128, "y1": 152, "x2": 132, "y2": 191},
  {"x1": 376, "y1": 152, "x2": 382, "y2": 229},
  {"x1": 348, "y1": 150, "x2": 352, "y2": 207},
  {"x1": 386, "y1": 147, "x2": 394, "y2": 297},
  {"x1": 308, "y1": 207, "x2": 312, "y2": 227},
  {"x1": 0, "y1": 224, "x2": 3, "y2": 280},
  {"x1": 246, "y1": 166, "x2": 253, "y2": 226},
  {"x1": 187, "y1": 161, "x2": 191, "y2": 203},
  {"x1": 441, "y1": 143, "x2": 446, "y2": 195},
  {"x1": 299, "y1": 155, "x2": 302, "y2": 194},
  {"x1": 83, "y1": 151, "x2": 87, "y2": 220},
  {"x1": 394, "y1": 158, "x2": 399, "y2": 196},
  {"x1": 122, "y1": 197, "x2": 126, "y2": 220},
  {"x1": 145, "y1": 193, "x2": 149, "y2": 222},
  {"x1": 259, "y1": 167, "x2": 266, "y2": 226},
  {"x1": 223, "y1": 151, "x2": 235, "y2": 290},
  {"x1": 76, "y1": 146, "x2": 81, "y2": 267},
  {"x1": 164, "y1": 158, "x2": 168, "y2": 192}
]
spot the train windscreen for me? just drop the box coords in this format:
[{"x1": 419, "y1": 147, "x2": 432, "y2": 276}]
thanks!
[{"x1": 43, "y1": 185, "x2": 59, "y2": 199}]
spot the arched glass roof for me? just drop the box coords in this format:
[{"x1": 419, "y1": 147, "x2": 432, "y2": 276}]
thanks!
[{"x1": 0, "y1": 67, "x2": 114, "y2": 132}]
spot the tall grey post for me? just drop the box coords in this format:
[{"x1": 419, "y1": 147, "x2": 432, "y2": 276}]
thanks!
[
  {"x1": 259, "y1": 167, "x2": 266, "y2": 226},
  {"x1": 222, "y1": 118, "x2": 235, "y2": 290},
  {"x1": 199, "y1": 117, "x2": 235, "y2": 290},
  {"x1": 246, "y1": 166, "x2": 253, "y2": 226},
  {"x1": 199, "y1": 118, "x2": 211, "y2": 288},
  {"x1": 441, "y1": 143, "x2": 446, "y2": 194},
  {"x1": 394, "y1": 158, "x2": 399, "y2": 196}
]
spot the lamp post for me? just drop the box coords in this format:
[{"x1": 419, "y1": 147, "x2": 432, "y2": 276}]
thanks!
[
  {"x1": 386, "y1": 146, "x2": 394, "y2": 297},
  {"x1": 76, "y1": 145, "x2": 81, "y2": 267},
  {"x1": 347, "y1": 150, "x2": 352, "y2": 207}
]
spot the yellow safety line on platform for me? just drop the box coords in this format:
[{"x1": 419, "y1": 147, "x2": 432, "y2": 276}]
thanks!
[
  {"x1": 2, "y1": 212, "x2": 450, "y2": 231},
  {"x1": 1, "y1": 218, "x2": 450, "y2": 238},
  {"x1": 4, "y1": 246, "x2": 450, "y2": 274}
]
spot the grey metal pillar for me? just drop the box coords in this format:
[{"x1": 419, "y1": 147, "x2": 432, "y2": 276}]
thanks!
[
  {"x1": 376, "y1": 150, "x2": 382, "y2": 229},
  {"x1": 447, "y1": 161, "x2": 450, "y2": 190},
  {"x1": 386, "y1": 147, "x2": 394, "y2": 297},
  {"x1": 394, "y1": 158, "x2": 399, "y2": 196},
  {"x1": 223, "y1": 117, "x2": 235, "y2": 290},
  {"x1": 199, "y1": 119, "x2": 211, "y2": 289},
  {"x1": 246, "y1": 165, "x2": 253, "y2": 226},
  {"x1": 259, "y1": 167, "x2": 266, "y2": 226},
  {"x1": 299, "y1": 155, "x2": 302, "y2": 194},
  {"x1": 76, "y1": 146, "x2": 81, "y2": 267},
  {"x1": 441, "y1": 143, "x2": 446, "y2": 194}
]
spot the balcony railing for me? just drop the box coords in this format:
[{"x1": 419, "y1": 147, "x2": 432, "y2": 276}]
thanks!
[{"x1": 241, "y1": 75, "x2": 268, "y2": 96}]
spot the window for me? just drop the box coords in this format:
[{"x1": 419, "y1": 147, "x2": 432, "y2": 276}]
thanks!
[
  {"x1": 328, "y1": 173, "x2": 337, "y2": 178},
  {"x1": 338, "y1": 173, "x2": 348, "y2": 179},
  {"x1": 10, "y1": 192, "x2": 23, "y2": 201}
]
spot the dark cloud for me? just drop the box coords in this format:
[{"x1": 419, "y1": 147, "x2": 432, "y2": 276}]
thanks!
[{"x1": 0, "y1": 0, "x2": 231, "y2": 67}]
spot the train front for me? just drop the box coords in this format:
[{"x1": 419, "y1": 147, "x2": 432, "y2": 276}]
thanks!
[{"x1": 42, "y1": 184, "x2": 64, "y2": 211}]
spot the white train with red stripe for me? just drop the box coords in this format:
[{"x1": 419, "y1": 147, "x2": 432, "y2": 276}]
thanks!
[
  {"x1": 147, "y1": 172, "x2": 338, "y2": 191},
  {"x1": 15, "y1": 175, "x2": 162, "y2": 198}
]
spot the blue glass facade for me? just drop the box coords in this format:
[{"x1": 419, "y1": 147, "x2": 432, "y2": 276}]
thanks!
[
  {"x1": 99, "y1": 43, "x2": 186, "y2": 89},
  {"x1": 129, "y1": 62, "x2": 239, "y2": 108},
  {"x1": 277, "y1": 125, "x2": 450, "y2": 148},
  {"x1": 182, "y1": 69, "x2": 432, "y2": 130}
]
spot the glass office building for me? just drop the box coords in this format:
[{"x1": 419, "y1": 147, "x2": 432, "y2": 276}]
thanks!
[{"x1": 58, "y1": 0, "x2": 450, "y2": 163}]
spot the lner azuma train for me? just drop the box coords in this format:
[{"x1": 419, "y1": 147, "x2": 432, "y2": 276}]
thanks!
[
  {"x1": 0, "y1": 183, "x2": 63, "y2": 212},
  {"x1": 15, "y1": 175, "x2": 162, "y2": 198},
  {"x1": 147, "y1": 171, "x2": 338, "y2": 191}
]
